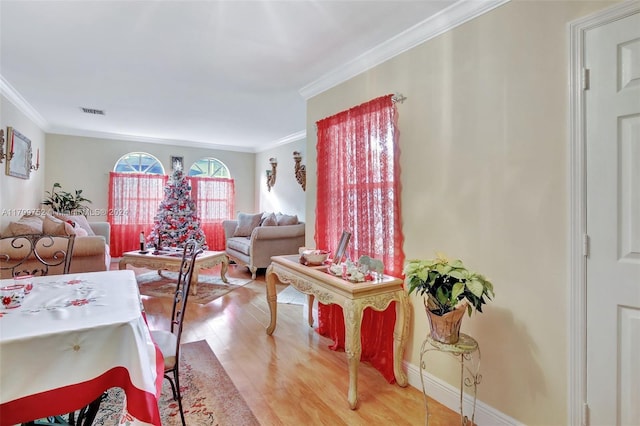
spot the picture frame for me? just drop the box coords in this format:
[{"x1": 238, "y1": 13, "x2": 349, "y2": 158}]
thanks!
[
  {"x1": 5, "y1": 127, "x2": 31, "y2": 180},
  {"x1": 171, "y1": 156, "x2": 183, "y2": 171},
  {"x1": 333, "y1": 231, "x2": 351, "y2": 264}
]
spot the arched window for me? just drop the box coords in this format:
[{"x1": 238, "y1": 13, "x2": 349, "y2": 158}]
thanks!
[
  {"x1": 114, "y1": 152, "x2": 165, "y2": 174},
  {"x1": 108, "y1": 152, "x2": 167, "y2": 256},
  {"x1": 188, "y1": 157, "x2": 230, "y2": 178},
  {"x1": 188, "y1": 157, "x2": 235, "y2": 250}
]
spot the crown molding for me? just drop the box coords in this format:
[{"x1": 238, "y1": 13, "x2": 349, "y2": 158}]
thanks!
[
  {"x1": 0, "y1": 75, "x2": 50, "y2": 130},
  {"x1": 299, "y1": 0, "x2": 511, "y2": 100},
  {"x1": 47, "y1": 126, "x2": 257, "y2": 153},
  {"x1": 256, "y1": 129, "x2": 307, "y2": 153}
]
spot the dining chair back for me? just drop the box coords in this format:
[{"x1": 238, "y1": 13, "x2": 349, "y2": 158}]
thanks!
[
  {"x1": 0, "y1": 233, "x2": 75, "y2": 277},
  {"x1": 150, "y1": 239, "x2": 203, "y2": 426}
]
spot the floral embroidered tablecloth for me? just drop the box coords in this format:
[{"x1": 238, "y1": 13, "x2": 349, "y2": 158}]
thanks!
[{"x1": 0, "y1": 270, "x2": 163, "y2": 426}]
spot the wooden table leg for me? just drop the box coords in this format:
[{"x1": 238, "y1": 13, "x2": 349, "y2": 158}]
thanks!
[
  {"x1": 343, "y1": 300, "x2": 364, "y2": 410},
  {"x1": 307, "y1": 294, "x2": 314, "y2": 327},
  {"x1": 220, "y1": 256, "x2": 229, "y2": 283},
  {"x1": 393, "y1": 291, "x2": 410, "y2": 387},
  {"x1": 191, "y1": 268, "x2": 200, "y2": 295},
  {"x1": 265, "y1": 265, "x2": 278, "y2": 335}
]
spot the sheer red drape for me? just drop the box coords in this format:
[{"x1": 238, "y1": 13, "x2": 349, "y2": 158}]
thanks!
[
  {"x1": 190, "y1": 177, "x2": 235, "y2": 251},
  {"x1": 315, "y1": 94, "x2": 405, "y2": 383},
  {"x1": 108, "y1": 172, "x2": 168, "y2": 257}
]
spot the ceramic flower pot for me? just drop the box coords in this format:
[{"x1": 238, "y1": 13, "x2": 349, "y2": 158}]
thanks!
[{"x1": 424, "y1": 300, "x2": 467, "y2": 344}]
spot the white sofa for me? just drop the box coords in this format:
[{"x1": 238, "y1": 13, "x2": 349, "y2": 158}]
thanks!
[{"x1": 223, "y1": 212, "x2": 305, "y2": 279}]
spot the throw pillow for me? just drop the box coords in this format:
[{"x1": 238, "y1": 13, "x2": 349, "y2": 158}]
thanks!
[
  {"x1": 43, "y1": 214, "x2": 74, "y2": 236},
  {"x1": 53, "y1": 213, "x2": 95, "y2": 236},
  {"x1": 261, "y1": 212, "x2": 277, "y2": 226},
  {"x1": 233, "y1": 212, "x2": 263, "y2": 237},
  {"x1": 276, "y1": 213, "x2": 298, "y2": 226},
  {"x1": 7, "y1": 215, "x2": 43, "y2": 236}
]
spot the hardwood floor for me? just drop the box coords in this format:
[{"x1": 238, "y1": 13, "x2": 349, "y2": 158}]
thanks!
[{"x1": 126, "y1": 262, "x2": 463, "y2": 425}]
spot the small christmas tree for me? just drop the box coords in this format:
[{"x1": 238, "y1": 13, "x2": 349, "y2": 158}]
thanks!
[{"x1": 147, "y1": 167, "x2": 208, "y2": 250}]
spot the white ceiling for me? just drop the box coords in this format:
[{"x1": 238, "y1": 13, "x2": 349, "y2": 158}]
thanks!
[{"x1": 0, "y1": 0, "x2": 504, "y2": 153}]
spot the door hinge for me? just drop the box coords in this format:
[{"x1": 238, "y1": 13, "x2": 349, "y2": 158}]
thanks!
[
  {"x1": 583, "y1": 402, "x2": 590, "y2": 426},
  {"x1": 583, "y1": 234, "x2": 590, "y2": 257},
  {"x1": 582, "y1": 68, "x2": 590, "y2": 90}
]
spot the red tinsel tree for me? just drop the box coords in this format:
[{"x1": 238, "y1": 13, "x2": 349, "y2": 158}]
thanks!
[{"x1": 147, "y1": 167, "x2": 207, "y2": 249}]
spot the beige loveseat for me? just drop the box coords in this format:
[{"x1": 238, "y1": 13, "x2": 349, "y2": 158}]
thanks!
[
  {"x1": 0, "y1": 214, "x2": 111, "y2": 278},
  {"x1": 223, "y1": 212, "x2": 305, "y2": 279}
]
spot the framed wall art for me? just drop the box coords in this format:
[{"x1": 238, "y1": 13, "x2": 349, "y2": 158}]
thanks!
[
  {"x1": 171, "y1": 156, "x2": 184, "y2": 171},
  {"x1": 5, "y1": 127, "x2": 32, "y2": 179}
]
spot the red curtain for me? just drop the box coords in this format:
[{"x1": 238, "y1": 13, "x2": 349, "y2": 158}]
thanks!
[
  {"x1": 190, "y1": 177, "x2": 235, "y2": 251},
  {"x1": 108, "y1": 172, "x2": 168, "y2": 257},
  {"x1": 315, "y1": 94, "x2": 405, "y2": 383}
]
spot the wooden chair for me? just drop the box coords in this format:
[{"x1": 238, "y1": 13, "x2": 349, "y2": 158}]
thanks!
[
  {"x1": 150, "y1": 239, "x2": 203, "y2": 426},
  {"x1": 0, "y1": 233, "x2": 75, "y2": 277}
]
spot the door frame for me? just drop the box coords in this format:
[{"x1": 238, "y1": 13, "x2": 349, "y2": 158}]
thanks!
[{"x1": 568, "y1": 2, "x2": 640, "y2": 425}]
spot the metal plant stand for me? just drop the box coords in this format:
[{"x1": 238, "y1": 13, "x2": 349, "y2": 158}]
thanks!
[{"x1": 419, "y1": 333, "x2": 481, "y2": 426}]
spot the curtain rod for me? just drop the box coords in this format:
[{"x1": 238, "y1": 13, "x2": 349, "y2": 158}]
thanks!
[{"x1": 392, "y1": 93, "x2": 407, "y2": 104}]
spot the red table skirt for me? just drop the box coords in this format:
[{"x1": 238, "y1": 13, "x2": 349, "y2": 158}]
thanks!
[{"x1": 316, "y1": 301, "x2": 397, "y2": 383}]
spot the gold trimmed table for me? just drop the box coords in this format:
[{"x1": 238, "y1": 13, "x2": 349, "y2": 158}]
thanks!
[
  {"x1": 119, "y1": 249, "x2": 228, "y2": 295},
  {"x1": 265, "y1": 254, "x2": 410, "y2": 409}
]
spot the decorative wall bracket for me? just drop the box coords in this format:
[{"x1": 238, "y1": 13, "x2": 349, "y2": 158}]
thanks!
[
  {"x1": 292, "y1": 151, "x2": 306, "y2": 191},
  {"x1": 266, "y1": 157, "x2": 277, "y2": 191},
  {"x1": 0, "y1": 129, "x2": 7, "y2": 163}
]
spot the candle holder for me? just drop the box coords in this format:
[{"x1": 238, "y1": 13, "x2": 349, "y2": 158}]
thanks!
[
  {"x1": 0, "y1": 129, "x2": 12, "y2": 163},
  {"x1": 266, "y1": 157, "x2": 277, "y2": 191},
  {"x1": 29, "y1": 146, "x2": 39, "y2": 171}
]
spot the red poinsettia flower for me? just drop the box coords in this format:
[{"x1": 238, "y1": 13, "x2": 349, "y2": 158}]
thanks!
[{"x1": 2, "y1": 296, "x2": 12, "y2": 306}]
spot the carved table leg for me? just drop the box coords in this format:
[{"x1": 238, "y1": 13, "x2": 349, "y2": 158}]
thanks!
[
  {"x1": 220, "y1": 256, "x2": 229, "y2": 283},
  {"x1": 343, "y1": 300, "x2": 364, "y2": 409},
  {"x1": 191, "y1": 269, "x2": 200, "y2": 295},
  {"x1": 307, "y1": 294, "x2": 314, "y2": 327},
  {"x1": 393, "y1": 291, "x2": 410, "y2": 386},
  {"x1": 265, "y1": 265, "x2": 278, "y2": 335}
]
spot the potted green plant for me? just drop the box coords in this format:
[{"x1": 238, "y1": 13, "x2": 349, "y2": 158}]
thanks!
[
  {"x1": 404, "y1": 253, "x2": 494, "y2": 344},
  {"x1": 42, "y1": 182, "x2": 92, "y2": 215}
]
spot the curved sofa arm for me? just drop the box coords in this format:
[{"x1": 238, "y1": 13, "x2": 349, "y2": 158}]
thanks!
[
  {"x1": 89, "y1": 222, "x2": 110, "y2": 243},
  {"x1": 251, "y1": 223, "x2": 305, "y2": 241},
  {"x1": 222, "y1": 220, "x2": 238, "y2": 240}
]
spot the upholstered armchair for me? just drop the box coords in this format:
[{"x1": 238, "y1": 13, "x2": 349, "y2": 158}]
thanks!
[{"x1": 223, "y1": 212, "x2": 305, "y2": 279}]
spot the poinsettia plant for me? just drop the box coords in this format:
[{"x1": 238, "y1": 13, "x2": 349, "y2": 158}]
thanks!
[{"x1": 404, "y1": 253, "x2": 494, "y2": 316}]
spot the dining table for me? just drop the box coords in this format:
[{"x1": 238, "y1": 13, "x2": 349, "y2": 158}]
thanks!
[{"x1": 0, "y1": 269, "x2": 163, "y2": 426}]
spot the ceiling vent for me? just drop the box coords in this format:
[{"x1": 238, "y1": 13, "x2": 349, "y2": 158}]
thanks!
[{"x1": 80, "y1": 107, "x2": 105, "y2": 115}]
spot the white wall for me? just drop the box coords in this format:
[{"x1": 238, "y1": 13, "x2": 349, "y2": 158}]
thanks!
[
  {"x1": 0, "y1": 94, "x2": 46, "y2": 230},
  {"x1": 306, "y1": 1, "x2": 618, "y2": 424}
]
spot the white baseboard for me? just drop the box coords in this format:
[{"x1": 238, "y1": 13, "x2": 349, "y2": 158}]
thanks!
[{"x1": 405, "y1": 361, "x2": 525, "y2": 426}]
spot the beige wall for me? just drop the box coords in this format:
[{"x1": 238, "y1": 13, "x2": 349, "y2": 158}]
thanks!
[
  {"x1": 255, "y1": 139, "x2": 307, "y2": 221},
  {"x1": 43, "y1": 134, "x2": 257, "y2": 223},
  {"x1": 0, "y1": 95, "x2": 46, "y2": 229},
  {"x1": 306, "y1": 1, "x2": 617, "y2": 424}
]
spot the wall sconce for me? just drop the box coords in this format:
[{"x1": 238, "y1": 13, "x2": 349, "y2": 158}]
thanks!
[
  {"x1": 293, "y1": 151, "x2": 306, "y2": 191},
  {"x1": 0, "y1": 129, "x2": 12, "y2": 163},
  {"x1": 30, "y1": 146, "x2": 40, "y2": 171},
  {"x1": 266, "y1": 157, "x2": 277, "y2": 191}
]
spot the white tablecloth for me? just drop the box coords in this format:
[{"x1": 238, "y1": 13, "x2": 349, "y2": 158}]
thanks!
[{"x1": 0, "y1": 270, "x2": 162, "y2": 425}]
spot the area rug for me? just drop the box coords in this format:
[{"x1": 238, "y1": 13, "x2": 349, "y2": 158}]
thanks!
[
  {"x1": 278, "y1": 285, "x2": 306, "y2": 305},
  {"x1": 136, "y1": 271, "x2": 252, "y2": 304},
  {"x1": 93, "y1": 340, "x2": 260, "y2": 426}
]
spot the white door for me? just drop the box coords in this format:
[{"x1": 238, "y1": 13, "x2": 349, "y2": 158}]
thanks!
[{"x1": 586, "y1": 10, "x2": 640, "y2": 426}]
